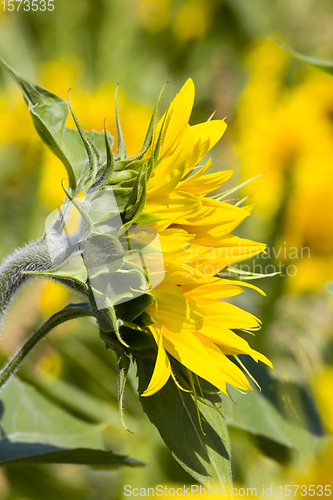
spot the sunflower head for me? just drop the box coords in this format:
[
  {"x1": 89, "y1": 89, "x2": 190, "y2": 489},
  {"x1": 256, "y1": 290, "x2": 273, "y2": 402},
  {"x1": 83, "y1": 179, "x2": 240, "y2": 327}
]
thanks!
[{"x1": 1, "y1": 58, "x2": 271, "y2": 401}]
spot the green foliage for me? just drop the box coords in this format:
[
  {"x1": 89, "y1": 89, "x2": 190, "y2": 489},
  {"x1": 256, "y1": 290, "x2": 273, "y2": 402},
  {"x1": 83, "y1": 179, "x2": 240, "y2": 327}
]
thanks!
[
  {"x1": 136, "y1": 356, "x2": 232, "y2": 488},
  {"x1": 224, "y1": 387, "x2": 324, "y2": 455},
  {"x1": 272, "y1": 38, "x2": 333, "y2": 76},
  {"x1": 0, "y1": 378, "x2": 144, "y2": 468}
]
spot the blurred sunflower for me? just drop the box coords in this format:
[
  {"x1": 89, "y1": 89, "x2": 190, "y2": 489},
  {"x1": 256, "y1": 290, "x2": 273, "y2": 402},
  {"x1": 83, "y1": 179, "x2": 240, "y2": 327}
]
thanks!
[
  {"x1": 234, "y1": 40, "x2": 333, "y2": 293},
  {"x1": 139, "y1": 78, "x2": 272, "y2": 396}
]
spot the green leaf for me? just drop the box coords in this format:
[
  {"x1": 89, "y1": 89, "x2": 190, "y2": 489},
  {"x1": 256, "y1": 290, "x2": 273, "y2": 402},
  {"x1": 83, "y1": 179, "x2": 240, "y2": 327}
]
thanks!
[
  {"x1": 136, "y1": 357, "x2": 232, "y2": 487},
  {"x1": 0, "y1": 378, "x2": 144, "y2": 468},
  {"x1": 223, "y1": 386, "x2": 323, "y2": 455},
  {"x1": 0, "y1": 58, "x2": 77, "y2": 191},
  {"x1": 30, "y1": 367, "x2": 121, "y2": 424},
  {"x1": 271, "y1": 38, "x2": 333, "y2": 76},
  {"x1": 0, "y1": 59, "x2": 108, "y2": 194},
  {"x1": 24, "y1": 251, "x2": 88, "y2": 290},
  {"x1": 326, "y1": 282, "x2": 333, "y2": 296}
]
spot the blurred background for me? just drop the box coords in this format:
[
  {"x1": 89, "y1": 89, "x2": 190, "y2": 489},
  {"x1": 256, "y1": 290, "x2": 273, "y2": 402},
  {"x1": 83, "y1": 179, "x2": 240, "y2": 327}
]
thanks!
[{"x1": 1, "y1": 0, "x2": 333, "y2": 498}]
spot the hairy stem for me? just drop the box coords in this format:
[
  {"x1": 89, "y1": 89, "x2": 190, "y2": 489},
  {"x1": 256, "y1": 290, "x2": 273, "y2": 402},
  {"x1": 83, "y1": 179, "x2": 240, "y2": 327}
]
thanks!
[
  {"x1": 0, "y1": 238, "x2": 53, "y2": 325},
  {"x1": 0, "y1": 303, "x2": 93, "y2": 390}
]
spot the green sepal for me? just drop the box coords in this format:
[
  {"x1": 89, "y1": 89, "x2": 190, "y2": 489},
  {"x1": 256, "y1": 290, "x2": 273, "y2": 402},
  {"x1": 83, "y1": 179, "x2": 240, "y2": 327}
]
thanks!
[
  {"x1": 136, "y1": 310, "x2": 156, "y2": 327},
  {"x1": 61, "y1": 179, "x2": 92, "y2": 235},
  {"x1": 122, "y1": 81, "x2": 168, "y2": 163},
  {"x1": 107, "y1": 169, "x2": 139, "y2": 186},
  {"x1": 114, "y1": 85, "x2": 127, "y2": 160},
  {"x1": 89, "y1": 120, "x2": 116, "y2": 191},
  {"x1": 104, "y1": 120, "x2": 115, "y2": 177},
  {"x1": 123, "y1": 162, "x2": 148, "y2": 223},
  {"x1": 115, "y1": 293, "x2": 155, "y2": 322},
  {"x1": 101, "y1": 323, "x2": 155, "y2": 351},
  {"x1": 81, "y1": 232, "x2": 125, "y2": 277},
  {"x1": 95, "y1": 305, "x2": 120, "y2": 334},
  {"x1": 116, "y1": 349, "x2": 133, "y2": 432},
  {"x1": 114, "y1": 157, "x2": 147, "y2": 174},
  {"x1": 85, "y1": 187, "x2": 121, "y2": 226},
  {"x1": 91, "y1": 292, "x2": 129, "y2": 348},
  {"x1": 68, "y1": 91, "x2": 101, "y2": 190},
  {"x1": 134, "y1": 212, "x2": 165, "y2": 225},
  {"x1": 149, "y1": 102, "x2": 169, "y2": 179},
  {"x1": 99, "y1": 323, "x2": 155, "y2": 353},
  {"x1": 118, "y1": 325, "x2": 155, "y2": 351},
  {"x1": 22, "y1": 251, "x2": 88, "y2": 291}
]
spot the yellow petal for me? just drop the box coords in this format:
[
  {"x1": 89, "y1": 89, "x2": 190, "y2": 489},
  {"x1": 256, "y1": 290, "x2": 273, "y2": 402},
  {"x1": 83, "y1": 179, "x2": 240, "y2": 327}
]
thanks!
[
  {"x1": 147, "y1": 160, "x2": 185, "y2": 200},
  {"x1": 183, "y1": 197, "x2": 250, "y2": 226},
  {"x1": 147, "y1": 282, "x2": 204, "y2": 333},
  {"x1": 155, "y1": 78, "x2": 195, "y2": 159},
  {"x1": 150, "y1": 125, "x2": 193, "y2": 184},
  {"x1": 162, "y1": 327, "x2": 228, "y2": 394},
  {"x1": 192, "y1": 233, "x2": 266, "y2": 265},
  {"x1": 145, "y1": 190, "x2": 201, "y2": 230},
  {"x1": 180, "y1": 278, "x2": 265, "y2": 299},
  {"x1": 198, "y1": 324, "x2": 272, "y2": 368},
  {"x1": 183, "y1": 120, "x2": 227, "y2": 176},
  {"x1": 159, "y1": 228, "x2": 195, "y2": 256},
  {"x1": 191, "y1": 120, "x2": 227, "y2": 147},
  {"x1": 141, "y1": 326, "x2": 171, "y2": 397},
  {"x1": 193, "y1": 332, "x2": 252, "y2": 390},
  {"x1": 203, "y1": 301, "x2": 261, "y2": 330},
  {"x1": 178, "y1": 162, "x2": 233, "y2": 196},
  {"x1": 163, "y1": 260, "x2": 199, "y2": 285}
]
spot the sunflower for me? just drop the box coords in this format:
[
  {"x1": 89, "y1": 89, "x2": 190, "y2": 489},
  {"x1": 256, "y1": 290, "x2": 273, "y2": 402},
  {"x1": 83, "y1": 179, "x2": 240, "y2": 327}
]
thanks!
[
  {"x1": 0, "y1": 58, "x2": 271, "y2": 399},
  {"x1": 139, "y1": 78, "x2": 272, "y2": 396}
]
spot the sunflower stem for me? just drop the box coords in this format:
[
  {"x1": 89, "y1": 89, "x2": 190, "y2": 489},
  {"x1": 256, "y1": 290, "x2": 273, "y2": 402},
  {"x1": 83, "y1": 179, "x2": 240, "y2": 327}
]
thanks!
[
  {"x1": 0, "y1": 239, "x2": 52, "y2": 326},
  {"x1": 0, "y1": 303, "x2": 93, "y2": 390}
]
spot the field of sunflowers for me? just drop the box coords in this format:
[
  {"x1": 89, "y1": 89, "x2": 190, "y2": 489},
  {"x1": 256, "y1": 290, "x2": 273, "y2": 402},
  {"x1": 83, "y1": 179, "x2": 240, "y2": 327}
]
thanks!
[{"x1": 0, "y1": 1, "x2": 333, "y2": 498}]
